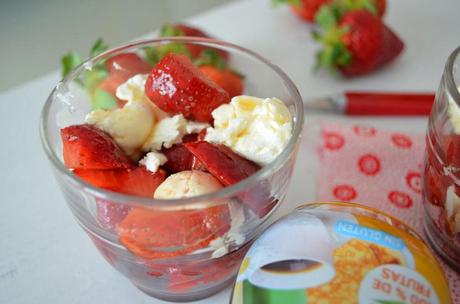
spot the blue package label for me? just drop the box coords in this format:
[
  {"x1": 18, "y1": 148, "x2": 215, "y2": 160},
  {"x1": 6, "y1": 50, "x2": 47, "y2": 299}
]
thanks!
[{"x1": 334, "y1": 220, "x2": 405, "y2": 250}]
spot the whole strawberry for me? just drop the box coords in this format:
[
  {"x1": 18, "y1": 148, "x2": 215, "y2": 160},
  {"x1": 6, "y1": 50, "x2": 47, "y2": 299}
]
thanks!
[
  {"x1": 274, "y1": 0, "x2": 332, "y2": 21},
  {"x1": 314, "y1": 9, "x2": 404, "y2": 77},
  {"x1": 274, "y1": 0, "x2": 385, "y2": 22}
]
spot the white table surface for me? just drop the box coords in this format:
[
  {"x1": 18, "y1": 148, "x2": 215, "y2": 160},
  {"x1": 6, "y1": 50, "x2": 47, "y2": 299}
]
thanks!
[{"x1": 1, "y1": 0, "x2": 460, "y2": 303}]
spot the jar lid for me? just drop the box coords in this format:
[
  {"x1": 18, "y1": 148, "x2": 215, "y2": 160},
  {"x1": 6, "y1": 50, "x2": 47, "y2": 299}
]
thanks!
[{"x1": 230, "y1": 202, "x2": 451, "y2": 304}]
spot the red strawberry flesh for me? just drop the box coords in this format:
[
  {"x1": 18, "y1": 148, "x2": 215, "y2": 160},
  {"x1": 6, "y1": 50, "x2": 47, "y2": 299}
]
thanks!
[
  {"x1": 199, "y1": 65, "x2": 244, "y2": 98},
  {"x1": 185, "y1": 142, "x2": 276, "y2": 216},
  {"x1": 291, "y1": 0, "x2": 332, "y2": 22},
  {"x1": 118, "y1": 204, "x2": 231, "y2": 259},
  {"x1": 165, "y1": 23, "x2": 229, "y2": 61},
  {"x1": 74, "y1": 167, "x2": 166, "y2": 198},
  {"x1": 144, "y1": 53, "x2": 230, "y2": 123},
  {"x1": 185, "y1": 142, "x2": 260, "y2": 185},
  {"x1": 61, "y1": 124, "x2": 133, "y2": 170},
  {"x1": 161, "y1": 134, "x2": 205, "y2": 173},
  {"x1": 96, "y1": 198, "x2": 131, "y2": 232},
  {"x1": 100, "y1": 53, "x2": 152, "y2": 97},
  {"x1": 105, "y1": 53, "x2": 152, "y2": 76}
]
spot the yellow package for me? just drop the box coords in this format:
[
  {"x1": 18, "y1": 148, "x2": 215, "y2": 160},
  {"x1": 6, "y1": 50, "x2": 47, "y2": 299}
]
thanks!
[{"x1": 231, "y1": 202, "x2": 451, "y2": 304}]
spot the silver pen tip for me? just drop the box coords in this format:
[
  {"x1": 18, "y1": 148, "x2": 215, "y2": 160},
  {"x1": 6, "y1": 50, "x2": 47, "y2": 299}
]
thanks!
[{"x1": 304, "y1": 94, "x2": 346, "y2": 114}]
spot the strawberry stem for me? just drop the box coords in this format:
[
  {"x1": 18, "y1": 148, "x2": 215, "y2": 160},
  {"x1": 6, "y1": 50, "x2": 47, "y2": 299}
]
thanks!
[
  {"x1": 313, "y1": 24, "x2": 352, "y2": 71},
  {"x1": 334, "y1": 0, "x2": 378, "y2": 16},
  {"x1": 271, "y1": 0, "x2": 302, "y2": 7}
]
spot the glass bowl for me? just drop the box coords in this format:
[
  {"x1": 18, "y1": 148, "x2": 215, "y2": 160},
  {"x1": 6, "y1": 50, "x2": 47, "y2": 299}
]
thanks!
[
  {"x1": 40, "y1": 37, "x2": 304, "y2": 301},
  {"x1": 423, "y1": 46, "x2": 460, "y2": 270}
]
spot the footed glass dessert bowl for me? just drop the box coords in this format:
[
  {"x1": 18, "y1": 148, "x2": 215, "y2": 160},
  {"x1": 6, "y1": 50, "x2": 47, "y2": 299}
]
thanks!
[{"x1": 40, "y1": 37, "x2": 304, "y2": 301}]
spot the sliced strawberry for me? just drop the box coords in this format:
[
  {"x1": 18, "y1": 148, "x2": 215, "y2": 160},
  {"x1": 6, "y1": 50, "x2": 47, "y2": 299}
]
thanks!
[
  {"x1": 99, "y1": 53, "x2": 152, "y2": 99},
  {"x1": 162, "y1": 144, "x2": 194, "y2": 173},
  {"x1": 96, "y1": 198, "x2": 131, "y2": 232},
  {"x1": 191, "y1": 156, "x2": 208, "y2": 172},
  {"x1": 145, "y1": 53, "x2": 230, "y2": 123},
  {"x1": 105, "y1": 52, "x2": 152, "y2": 76},
  {"x1": 185, "y1": 142, "x2": 260, "y2": 185},
  {"x1": 314, "y1": 9, "x2": 403, "y2": 77},
  {"x1": 171, "y1": 24, "x2": 208, "y2": 59},
  {"x1": 74, "y1": 167, "x2": 166, "y2": 198},
  {"x1": 61, "y1": 124, "x2": 132, "y2": 170},
  {"x1": 118, "y1": 205, "x2": 231, "y2": 259},
  {"x1": 160, "y1": 24, "x2": 229, "y2": 61},
  {"x1": 161, "y1": 134, "x2": 204, "y2": 173},
  {"x1": 197, "y1": 129, "x2": 207, "y2": 141},
  {"x1": 185, "y1": 142, "x2": 275, "y2": 216},
  {"x1": 423, "y1": 162, "x2": 447, "y2": 208},
  {"x1": 99, "y1": 72, "x2": 126, "y2": 97},
  {"x1": 199, "y1": 65, "x2": 244, "y2": 97},
  {"x1": 167, "y1": 245, "x2": 246, "y2": 292},
  {"x1": 443, "y1": 134, "x2": 460, "y2": 171}
]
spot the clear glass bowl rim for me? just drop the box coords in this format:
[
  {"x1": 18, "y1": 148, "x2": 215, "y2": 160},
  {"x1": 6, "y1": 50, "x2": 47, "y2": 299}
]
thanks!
[
  {"x1": 39, "y1": 37, "x2": 304, "y2": 208},
  {"x1": 445, "y1": 46, "x2": 460, "y2": 105}
]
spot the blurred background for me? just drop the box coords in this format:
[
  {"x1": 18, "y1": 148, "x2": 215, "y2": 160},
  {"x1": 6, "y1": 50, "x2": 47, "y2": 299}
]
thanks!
[{"x1": 0, "y1": 0, "x2": 233, "y2": 92}]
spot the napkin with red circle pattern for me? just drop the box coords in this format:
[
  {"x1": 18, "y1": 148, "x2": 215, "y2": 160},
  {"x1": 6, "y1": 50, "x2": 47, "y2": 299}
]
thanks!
[{"x1": 316, "y1": 123, "x2": 459, "y2": 302}]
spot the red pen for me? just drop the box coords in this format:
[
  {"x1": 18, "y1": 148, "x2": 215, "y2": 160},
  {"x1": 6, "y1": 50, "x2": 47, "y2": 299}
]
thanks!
[{"x1": 305, "y1": 91, "x2": 435, "y2": 116}]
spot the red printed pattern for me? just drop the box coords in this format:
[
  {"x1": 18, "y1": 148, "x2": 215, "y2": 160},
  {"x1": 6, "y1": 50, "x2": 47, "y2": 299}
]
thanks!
[
  {"x1": 358, "y1": 154, "x2": 381, "y2": 176},
  {"x1": 391, "y1": 133, "x2": 413, "y2": 148},
  {"x1": 317, "y1": 123, "x2": 459, "y2": 297},
  {"x1": 322, "y1": 131, "x2": 345, "y2": 150},
  {"x1": 333, "y1": 184, "x2": 358, "y2": 201}
]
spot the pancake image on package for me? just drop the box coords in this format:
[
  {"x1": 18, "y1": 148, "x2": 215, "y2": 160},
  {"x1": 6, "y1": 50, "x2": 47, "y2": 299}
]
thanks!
[{"x1": 306, "y1": 239, "x2": 403, "y2": 304}]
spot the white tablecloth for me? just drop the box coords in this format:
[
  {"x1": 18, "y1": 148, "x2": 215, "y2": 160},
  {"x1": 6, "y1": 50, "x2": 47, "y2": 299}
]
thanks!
[{"x1": 1, "y1": 0, "x2": 460, "y2": 302}]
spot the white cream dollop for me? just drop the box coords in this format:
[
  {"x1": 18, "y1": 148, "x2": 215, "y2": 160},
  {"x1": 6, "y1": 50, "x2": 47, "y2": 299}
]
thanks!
[
  {"x1": 142, "y1": 114, "x2": 209, "y2": 152},
  {"x1": 85, "y1": 104, "x2": 154, "y2": 158},
  {"x1": 139, "y1": 151, "x2": 167, "y2": 173},
  {"x1": 154, "y1": 170, "x2": 223, "y2": 200},
  {"x1": 142, "y1": 114, "x2": 187, "y2": 151},
  {"x1": 205, "y1": 95, "x2": 292, "y2": 166},
  {"x1": 116, "y1": 74, "x2": 169, "y2": 121}
]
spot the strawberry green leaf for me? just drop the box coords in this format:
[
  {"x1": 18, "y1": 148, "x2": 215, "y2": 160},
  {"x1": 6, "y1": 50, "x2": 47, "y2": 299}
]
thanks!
[
  {"x1": 61, "y1": 38, "x2": 117, "y2": 110},
  {"x1": 314, "y1": 4, "x2": 340, "y2": 29},
  {"x1": 193, "y1": 49, "x2": 227, "y2": 70},
  {"x1": 143, "y1": 46, "x2": 161, "y2": 66},
  {"x1": 313, "y1": 22, "x2": 351, "y2": 72},
  {"x1": 143, "y1": 43, "x2": 191, "y2": 66},
  {"x1": 312, "y1": 30, "x2": 322, "y2": 42},
  {"x1": 82, "y1": 69, "x2": 108, "y2": 93},
  {"x1": 91, "y1": 88, "x2": 117, "y2": 110},
  {"x1": 90, "y1": 38, "x2": 109, "y2": 57},
  {"x1": 61, "y1": 51, "x2": 83, "y2": 77},
  {"x1": 271, "y1": 0, "x2": 301, "y2": 7},
  {"x1": 160, "y1": 24, "x2": 185, "y2": 37},
  {"x1": 334, "y1": 0, "x2": 378, "y2": 16}
]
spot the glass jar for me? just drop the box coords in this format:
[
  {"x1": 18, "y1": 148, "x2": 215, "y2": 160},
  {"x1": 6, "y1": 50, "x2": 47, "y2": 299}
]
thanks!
[{"x1": 423, "y1": 46, "x2": 460, "y2": 270}]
